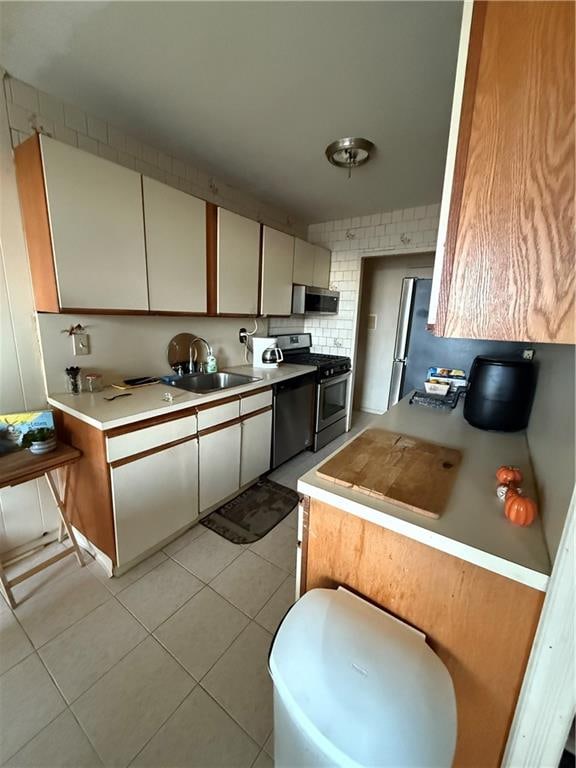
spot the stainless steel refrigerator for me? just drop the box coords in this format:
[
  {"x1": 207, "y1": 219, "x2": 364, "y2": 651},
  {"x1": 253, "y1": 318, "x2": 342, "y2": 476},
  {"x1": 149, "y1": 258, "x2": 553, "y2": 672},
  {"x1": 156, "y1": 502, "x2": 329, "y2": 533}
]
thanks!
[{"x1": 388, "y1": 278, "x2": 532, "y2": 407}]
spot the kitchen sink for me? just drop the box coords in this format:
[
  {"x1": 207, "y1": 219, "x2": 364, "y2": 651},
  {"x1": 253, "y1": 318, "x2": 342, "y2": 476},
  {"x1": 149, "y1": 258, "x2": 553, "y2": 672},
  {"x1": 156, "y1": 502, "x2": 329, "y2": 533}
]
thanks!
[{"x1": 161, "y1": 372, "x2": 261, "y2": 393}]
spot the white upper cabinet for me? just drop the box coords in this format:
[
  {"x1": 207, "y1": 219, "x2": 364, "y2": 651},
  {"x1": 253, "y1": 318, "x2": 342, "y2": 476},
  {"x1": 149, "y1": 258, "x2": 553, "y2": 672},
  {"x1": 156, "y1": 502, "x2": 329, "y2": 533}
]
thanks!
[
  {"x1": 143, "y1": 177, "x2": 206, "y2": 313},
  {"x1": 312, "y1": 245, "x2": 331, "y2": 289},
  {"x1": 293, "y1": 238, "x2": 315, "y2": 285},
  {"x1": 261, "y1": 227, "x2": 294, "y2": 316},
  {"x1": 217, "y1": 208, "x2": 260, "y2": 314},
  {"x1": 40, "y1": 135, "x2": 148, "y2": 310}
]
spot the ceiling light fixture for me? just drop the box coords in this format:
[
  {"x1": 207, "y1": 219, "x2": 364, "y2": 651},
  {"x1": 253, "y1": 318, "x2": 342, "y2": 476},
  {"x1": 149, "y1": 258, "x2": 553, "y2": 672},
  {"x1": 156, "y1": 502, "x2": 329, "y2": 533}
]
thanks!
[{"x1": 325, "y1": 137, "x2": 375, "y2": 179}]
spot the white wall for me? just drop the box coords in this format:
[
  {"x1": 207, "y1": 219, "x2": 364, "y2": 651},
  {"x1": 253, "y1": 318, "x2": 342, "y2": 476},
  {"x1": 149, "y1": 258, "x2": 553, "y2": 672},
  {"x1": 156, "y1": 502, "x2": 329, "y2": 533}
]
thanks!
[
  {"x1": 0, "y1": 68, "x2": 60, "y2": 554},
  {"x1": 37, "y1": 314, "x2": 265, "y2": 394},
  {"x1": 269, "y1": 204, "x2": 440, "y2": 358},
  {"x1": 354, "y1": 254, "x2": 434, "y2": 413},
  {"x1": 526, "y1": 344, "x2": 575, "y2": 562}
]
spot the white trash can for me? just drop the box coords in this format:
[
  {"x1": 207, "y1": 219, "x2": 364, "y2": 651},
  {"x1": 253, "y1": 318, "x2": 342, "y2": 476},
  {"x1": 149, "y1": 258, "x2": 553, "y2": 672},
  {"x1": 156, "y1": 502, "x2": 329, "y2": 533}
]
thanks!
[{"x1": 269, "y1": 587, "x2": 457, "y2": 768}]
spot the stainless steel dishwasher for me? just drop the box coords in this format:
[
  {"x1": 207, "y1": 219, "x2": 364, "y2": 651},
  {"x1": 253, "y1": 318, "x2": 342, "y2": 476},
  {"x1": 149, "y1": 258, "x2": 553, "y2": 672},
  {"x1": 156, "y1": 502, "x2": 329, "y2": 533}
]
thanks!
[{"x1": 272, "y1": 373, "x2": 315, "y2": 469}]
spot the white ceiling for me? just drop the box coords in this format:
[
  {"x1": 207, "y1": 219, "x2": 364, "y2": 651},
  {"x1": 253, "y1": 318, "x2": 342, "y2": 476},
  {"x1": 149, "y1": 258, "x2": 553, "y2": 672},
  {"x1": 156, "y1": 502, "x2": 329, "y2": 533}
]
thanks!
[{"x1": 1, "y1": 1, "x2": 463, "y2": 224}]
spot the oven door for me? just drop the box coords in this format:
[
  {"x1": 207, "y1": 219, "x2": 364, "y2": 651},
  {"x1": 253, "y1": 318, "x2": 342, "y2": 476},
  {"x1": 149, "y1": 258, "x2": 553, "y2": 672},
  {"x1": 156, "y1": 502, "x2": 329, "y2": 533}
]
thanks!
[{"x1": 316, "y1": 372, "x2": 351, "y2": 432}]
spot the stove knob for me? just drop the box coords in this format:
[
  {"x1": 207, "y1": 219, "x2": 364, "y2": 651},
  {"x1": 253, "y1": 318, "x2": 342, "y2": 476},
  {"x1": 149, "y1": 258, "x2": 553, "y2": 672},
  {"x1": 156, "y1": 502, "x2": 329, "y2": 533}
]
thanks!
[{"x1": 330, "y1": 368, "x2": 334, "y2": 376}]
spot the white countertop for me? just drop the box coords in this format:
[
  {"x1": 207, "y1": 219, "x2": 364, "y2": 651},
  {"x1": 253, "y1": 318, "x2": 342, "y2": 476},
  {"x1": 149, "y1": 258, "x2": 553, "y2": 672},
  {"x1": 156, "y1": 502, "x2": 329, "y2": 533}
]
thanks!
[
  {"x1": 47, "y1": 364, "x2": 316, "y2": 431},
  {"x1": 298, "y1": 397, "x2": 551, "y2": 591}
]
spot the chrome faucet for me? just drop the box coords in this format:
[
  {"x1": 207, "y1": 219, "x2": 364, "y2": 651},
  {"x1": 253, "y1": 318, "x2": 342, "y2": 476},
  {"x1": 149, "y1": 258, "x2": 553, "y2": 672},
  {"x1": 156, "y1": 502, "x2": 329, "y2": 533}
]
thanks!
[{"x1": 191, "y1": 337, "x2": 213, "y2": 373}]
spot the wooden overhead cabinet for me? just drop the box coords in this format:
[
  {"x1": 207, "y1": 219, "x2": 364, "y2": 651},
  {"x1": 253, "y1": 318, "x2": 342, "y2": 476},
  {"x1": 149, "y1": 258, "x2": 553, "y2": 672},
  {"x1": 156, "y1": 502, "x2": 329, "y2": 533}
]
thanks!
[
  {"x1": 216, "y1": 208, "x2": 261, "y2": 315},
  {"x1": 261, "y1": 226, "x2": 294, "y2": 315},
  {"x1": 430, "y1": 0, "x2": 575, "y2": 343},
  {"x1": 15, "y1": 134, "x2": 149, "y2": 312},
  {"x1": 142, "y1": 177, "x2": 207, "y2": 313}
]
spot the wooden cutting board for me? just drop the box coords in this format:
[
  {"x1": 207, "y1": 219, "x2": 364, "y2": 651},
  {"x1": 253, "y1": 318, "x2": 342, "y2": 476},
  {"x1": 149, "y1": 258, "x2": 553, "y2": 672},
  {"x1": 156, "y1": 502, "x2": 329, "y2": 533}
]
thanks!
[{"x1": 316, "y1": 428, "x2": 462, "y2": 519}]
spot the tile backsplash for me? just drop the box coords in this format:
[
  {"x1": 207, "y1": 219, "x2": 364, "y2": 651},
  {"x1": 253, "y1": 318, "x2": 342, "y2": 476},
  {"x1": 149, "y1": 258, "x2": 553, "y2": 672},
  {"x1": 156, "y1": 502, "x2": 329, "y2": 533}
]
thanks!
[{"x1": 269, "y1": 204, "x2": 440, "y2": 359}]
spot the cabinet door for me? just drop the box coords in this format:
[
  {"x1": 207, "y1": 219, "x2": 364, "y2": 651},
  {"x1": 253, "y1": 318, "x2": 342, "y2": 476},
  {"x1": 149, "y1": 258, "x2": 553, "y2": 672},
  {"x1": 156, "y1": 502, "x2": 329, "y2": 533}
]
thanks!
[
  {"x1": 40, "y1": 135, "x2": 148, "y2": 310},
  {"x1": 312, "y1": 246, "x2": 331, "y2": 289},
  {"x1": 261, "y1": 227, "x2": 294, "y2": 315},
  {"x1": 143, "y1": 177, "x2": 206, "y2": 313},
  {"x1": 217, "y1": 209, "x2": 260, "y2": 314},
  {"x1": 240, "y1": 410, "x2": 272, "y2": 486},
  {"x1": 198, "y1": 423, "x2": 241, "y2": 512},
  {"x1": 433, "y1": 1, "x2": 574, "y2": 343},
  {"x1": 293, "y1": 238, "x2": 315, "y2": 285},
  {"x1": 112, "y1": 439, "x2": 198, "y2": 567}
]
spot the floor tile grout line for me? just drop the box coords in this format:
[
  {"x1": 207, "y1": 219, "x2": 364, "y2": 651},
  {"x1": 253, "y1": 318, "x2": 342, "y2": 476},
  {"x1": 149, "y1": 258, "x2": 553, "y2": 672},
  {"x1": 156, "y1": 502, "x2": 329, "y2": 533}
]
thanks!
[
  {"x1": 9, "y1": 583, "x2": 113, "y2": 655},
  {"x1": 67, "y1": 633, "x2": 196, "y2": 768},
  {"x1": 124, "y1": 684, "x2": 200, "y2": 768},
  {"x1": 253, "y1": 573, "x2": 295, "y2": 630},
  {"x1": 1, "y1": 650, "x2": 68, "y2": 764},
  {"x1": 245, "y1": 543, "x2": 296, "y2": 576},
  {"x1": 197, "y1": 672, "x2": 274, "y2": 752},
  {"x1": 150, "y1": 584, "x2": 251, "y2": 680}
]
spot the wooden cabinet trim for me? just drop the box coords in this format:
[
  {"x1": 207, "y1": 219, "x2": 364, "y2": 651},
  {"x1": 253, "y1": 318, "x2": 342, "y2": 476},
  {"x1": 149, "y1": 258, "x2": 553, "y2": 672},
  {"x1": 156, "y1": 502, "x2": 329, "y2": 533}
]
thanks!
[
  {"x1": 239, "y1": 385, "x2": 272, "y2": 398},
  {"x1": 194, "y1": 394, "x2": 240, "y2": 412},
  {"x1": 13, "y1": 133, "x2": 60, "y2": 312},
  {"x1": 241, "y1": 405, "x2": 272, "y2": 421},
  {"x1": 54, "y1": 410, "x2": 116, "y2": 563},
  {"x1": 435, "y1": 0, "x2": 487, "y2": 336},
  {"x1": 109, "y1": 434, "x2": 197, "y2": 468},
  {"x1": 198, "y1": 416, "x2": 242, "y2": 438},
  {"x1": 206, "y1": 202, "x2": 218, "y2": 315},
  {"x1": 105, "y1": 407, "x2": 198, "y2": 437}
]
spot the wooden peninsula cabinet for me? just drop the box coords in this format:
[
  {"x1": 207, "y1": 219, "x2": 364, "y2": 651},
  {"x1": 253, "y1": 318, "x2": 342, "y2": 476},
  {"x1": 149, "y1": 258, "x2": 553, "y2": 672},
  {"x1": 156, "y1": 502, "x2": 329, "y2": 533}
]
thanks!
[
  {"x1": 430, "y1": 0, "x2": 575, "y2": 343},
  {"x1": 296, "y1": 398, "x2": 551, "y2": 767},
  {"x1": 299, "y1": 499, "x2": 543, "y2": 768}
]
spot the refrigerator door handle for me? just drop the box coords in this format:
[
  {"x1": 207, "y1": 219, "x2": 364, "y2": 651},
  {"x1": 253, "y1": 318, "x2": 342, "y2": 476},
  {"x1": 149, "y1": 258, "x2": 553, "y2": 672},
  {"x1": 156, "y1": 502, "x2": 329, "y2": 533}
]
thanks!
[
  {"x1": 392, "y1": 278, "x2": 416, "y2": 360},
  {"x1": 388, "y1": 360, "x2": 406, "y2": 409}
]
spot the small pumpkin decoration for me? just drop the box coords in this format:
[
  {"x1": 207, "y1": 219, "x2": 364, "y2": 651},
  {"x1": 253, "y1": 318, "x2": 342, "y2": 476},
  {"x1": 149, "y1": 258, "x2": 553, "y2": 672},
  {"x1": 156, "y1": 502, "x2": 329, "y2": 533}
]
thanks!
[
  {"x1": 504, "y1": 489, "x2": 538, "y2": 527},
  {"x1": 496, "y1": 465, "x2": 523, "y2": 486}
]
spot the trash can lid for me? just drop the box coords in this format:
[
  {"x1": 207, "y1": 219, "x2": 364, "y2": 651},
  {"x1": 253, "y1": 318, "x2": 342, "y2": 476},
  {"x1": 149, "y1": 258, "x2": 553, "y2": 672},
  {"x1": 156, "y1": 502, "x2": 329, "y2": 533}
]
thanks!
[{"x1": 269, "y1": 587, "x2": 456, "y2": 768}]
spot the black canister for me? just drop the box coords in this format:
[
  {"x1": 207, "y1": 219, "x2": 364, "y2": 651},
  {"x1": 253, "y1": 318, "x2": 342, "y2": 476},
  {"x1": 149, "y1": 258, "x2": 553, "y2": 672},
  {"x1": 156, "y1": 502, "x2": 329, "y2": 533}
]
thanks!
[{"x1": 463, "y1": 356, "x2": 536, "y2": 431}]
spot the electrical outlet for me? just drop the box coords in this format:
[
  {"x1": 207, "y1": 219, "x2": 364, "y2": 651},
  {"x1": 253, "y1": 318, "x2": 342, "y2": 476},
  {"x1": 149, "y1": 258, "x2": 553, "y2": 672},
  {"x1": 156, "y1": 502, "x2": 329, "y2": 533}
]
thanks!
[
  {"x1": 239, "y1": 328, "x2": 247, "y2": 344},
  {"x1": 522, "y1": 348, "x2": 535, "y2": 360},
  {"x1": 73, "y1": 333, "x2": 90, "y2": 356}
]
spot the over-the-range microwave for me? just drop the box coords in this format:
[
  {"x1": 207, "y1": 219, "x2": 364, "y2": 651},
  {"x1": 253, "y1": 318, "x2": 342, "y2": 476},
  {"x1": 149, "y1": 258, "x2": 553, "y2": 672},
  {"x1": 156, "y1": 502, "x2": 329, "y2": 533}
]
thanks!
[{"x1": 292, "y1": 285, "x2": 340, "y2": 315}]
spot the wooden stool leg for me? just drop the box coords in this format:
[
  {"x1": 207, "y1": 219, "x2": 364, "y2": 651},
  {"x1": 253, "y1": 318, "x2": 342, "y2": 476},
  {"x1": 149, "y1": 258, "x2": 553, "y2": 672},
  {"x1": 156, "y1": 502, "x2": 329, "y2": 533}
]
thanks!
[
  {"x1": 0, "y1": 558, "x2": 16, "y2": 609},
  {"x1": 45, "y1": 468, "x2": 84, "y2": 568}
]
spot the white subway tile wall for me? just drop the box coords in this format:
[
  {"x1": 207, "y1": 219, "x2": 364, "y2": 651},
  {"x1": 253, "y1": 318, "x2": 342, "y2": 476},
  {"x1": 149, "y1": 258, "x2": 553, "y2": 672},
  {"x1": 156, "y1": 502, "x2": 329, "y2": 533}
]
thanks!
[
  {"x1": 3, "y1": 74, "x2": 306, "y2": 239},
  {"x1": 269, "y1": 205, "x2": 440, "y2": 359}
]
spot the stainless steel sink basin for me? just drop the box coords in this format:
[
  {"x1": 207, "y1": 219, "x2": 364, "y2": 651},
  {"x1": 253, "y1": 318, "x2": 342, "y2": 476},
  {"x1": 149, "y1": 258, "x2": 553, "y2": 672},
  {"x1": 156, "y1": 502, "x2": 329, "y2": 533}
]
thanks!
[{"x1": 161, "y1": 372, "x2": 261, "y2": 394}]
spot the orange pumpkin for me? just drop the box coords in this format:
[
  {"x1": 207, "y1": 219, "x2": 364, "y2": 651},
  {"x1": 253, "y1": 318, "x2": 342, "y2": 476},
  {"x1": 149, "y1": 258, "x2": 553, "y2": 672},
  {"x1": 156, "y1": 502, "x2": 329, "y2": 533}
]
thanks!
[
  {"x1": 496, "y1": 465, "x2": 523, "y2": 486},
  {"x1": 505, "y1": 491, "x2": 538, "y2": 527}
]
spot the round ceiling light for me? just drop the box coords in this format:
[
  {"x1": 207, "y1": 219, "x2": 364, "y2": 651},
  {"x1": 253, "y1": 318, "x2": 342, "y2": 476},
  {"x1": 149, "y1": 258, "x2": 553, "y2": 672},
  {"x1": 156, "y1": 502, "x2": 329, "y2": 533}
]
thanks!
[{"x1": 325, "y1": 137, "x2": 375, "y2": 178}]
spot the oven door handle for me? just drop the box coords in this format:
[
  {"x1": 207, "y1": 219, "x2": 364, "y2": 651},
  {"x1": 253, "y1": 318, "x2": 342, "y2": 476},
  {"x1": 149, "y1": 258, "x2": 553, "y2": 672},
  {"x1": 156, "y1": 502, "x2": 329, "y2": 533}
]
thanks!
[{"x1": 318, "y1": 371, "x2": 352, "y2": 387}]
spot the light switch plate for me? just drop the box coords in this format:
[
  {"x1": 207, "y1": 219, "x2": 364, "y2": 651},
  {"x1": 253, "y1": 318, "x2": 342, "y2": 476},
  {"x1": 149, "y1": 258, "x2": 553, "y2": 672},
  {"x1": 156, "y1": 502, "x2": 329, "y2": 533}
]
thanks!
[{"x1": 72, "y1": 333, "x2": 90, "y2": 356}]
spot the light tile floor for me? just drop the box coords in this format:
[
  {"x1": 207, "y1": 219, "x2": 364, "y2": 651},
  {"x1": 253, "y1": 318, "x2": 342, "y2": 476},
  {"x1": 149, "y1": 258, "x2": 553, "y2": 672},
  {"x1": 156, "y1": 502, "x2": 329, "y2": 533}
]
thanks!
[{"x1": 0, "y1": 412, "x2": 374, "y2": 768}]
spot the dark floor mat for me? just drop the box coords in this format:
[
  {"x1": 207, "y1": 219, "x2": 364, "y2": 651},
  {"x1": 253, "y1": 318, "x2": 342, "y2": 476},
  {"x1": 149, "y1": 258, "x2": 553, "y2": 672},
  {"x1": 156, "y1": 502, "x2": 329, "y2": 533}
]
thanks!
[{"x1": 200, "y1": 479, "x2": 299, "y2": 544}]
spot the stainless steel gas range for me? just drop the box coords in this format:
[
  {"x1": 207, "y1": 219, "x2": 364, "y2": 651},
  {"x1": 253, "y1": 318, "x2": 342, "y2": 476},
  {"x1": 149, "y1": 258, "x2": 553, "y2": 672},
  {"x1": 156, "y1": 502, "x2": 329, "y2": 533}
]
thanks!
[{"x1": 276, "y1": 333, "x2": 352, "y2": 451}]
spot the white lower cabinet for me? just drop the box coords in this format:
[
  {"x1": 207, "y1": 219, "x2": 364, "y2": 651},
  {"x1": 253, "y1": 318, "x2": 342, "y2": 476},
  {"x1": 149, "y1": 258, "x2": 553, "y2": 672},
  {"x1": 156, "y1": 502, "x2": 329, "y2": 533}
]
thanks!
[
  {"x1": 111, "y1": 439, "x2": 199, "y2": 567},
  {"x1": 240, "y1": 410, "x2": 272, "y2": 486},
  {"x1": 198, "y1": 423, "x2": 241, "y2": 513}
]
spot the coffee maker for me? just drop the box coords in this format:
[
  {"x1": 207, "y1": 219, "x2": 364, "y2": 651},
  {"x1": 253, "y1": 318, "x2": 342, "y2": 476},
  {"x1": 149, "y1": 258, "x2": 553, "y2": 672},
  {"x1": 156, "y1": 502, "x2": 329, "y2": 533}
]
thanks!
[{"x1": 252, "y1": 337, "x2": 284, "y2": 369}]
